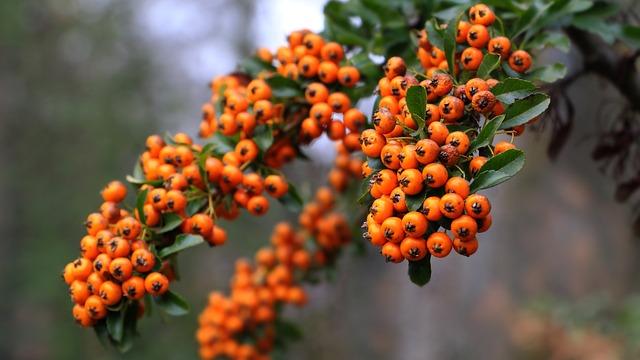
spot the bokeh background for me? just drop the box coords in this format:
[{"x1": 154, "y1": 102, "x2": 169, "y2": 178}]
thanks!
[{"x1": 1, "y1": 0, "x2": 638, "y2": 359}]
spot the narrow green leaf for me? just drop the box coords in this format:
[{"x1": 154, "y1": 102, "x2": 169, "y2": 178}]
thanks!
[
  {"x1": 471, "y1": 149, "x2": 525, "y2": 192},
  {"x1": 154, "y1": 290, "x2": 189, "y2": 316},
  {"x1": 209, "y1": 133, "x2": 235, "y2": 155},
  {"x1": 405, "y1": 192, "x2": 426, "y2": 212},
  {"x1": 106, "y1": 306, "x2": 127, "y2": 343},
  {"x1": 238, "y1": 56, "x2": 275, "y2": 77},
  {"x1": 253, "y1": 124, "x2": 274, "y2": 152},
  {"x1": 136, "y1": 189, "x2": 148, "y2": 225},
  {"x1": 408, "y1": 255, "x2": 432, "y2": 286},
  {"x1": 500, "y1": 93, "x2": 550, "y2": 129},
  {"x1": 525, "y1": 63, "x2": 567, "y2": 83},
  {"x1": 93, "y1": 321, "x2": 111, "y2": 349},
  {"x1": 425, "y1": 20, "x2": 444, "y2": 49},
  {"x1": 186, "y1": 197, "x2": 208, "y2": 217},
  {"x1": 275, "y1": 319, "x2": 303, "y2": 341},
  {"x1": 469, "y1": 115, "x2": 505, "y2": 153},
  {"x1": 444, "y1": 14, "x2": 460, "y2": 77},
  {"x1": 153, "y1": 213, "x2": 183, "y2": 234},
  {"x1": 490, "y1": 78, "x2": 536, "y2": 104},
  {"x1": 265, "y1": 75, "x2": 303, "y2": 98},
  {"x1": 277, "y1": 183, "x2": 304, "y2": 212},
  {"x1": 405, "y1": 86, "x2": 426, "y2": 131},
  {"x1": 528, "y1": 31, "x2": 571, "y2": 53},
  {"x1": 367, "y1": 157, "x2": 384, "y2": 171},
  {"x1": 476, "y1": 53, "x2": 501, "y2": 79},
  {"x1": 158, "y1": 234, "x2": 205, "y2": 259}
]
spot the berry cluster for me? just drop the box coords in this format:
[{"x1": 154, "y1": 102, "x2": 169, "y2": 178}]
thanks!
[
  {"x1": 62, "y1": 180, "x2": 169, "y2": 327},
  {"x1": 362, "y1": 50, "x2": 527, "y2": 263},
  {"x1": 197, "y1": 187, "x2": 351, "y2": 360},
  {"x1": 417, "y1": 3, "x2": 533, "y2": 75}
]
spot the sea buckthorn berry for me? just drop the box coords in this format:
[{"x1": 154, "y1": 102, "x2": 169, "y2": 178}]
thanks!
[
  {"x1": 470, "y1": 3, "x2": 495, "y2": 25},
  {"x1": 166, "y1": 190, "x2": 187, "y2": 212},
  {"x1": 71, "y1": 257, "x2": 93, "y2": 281},
  {"x1": 165, "y1": 173, "x2": 188, "y2": 191},
  {"x1": 381, "y1": 217, "x2": 405, "y2": 243},
  {"x1": 301, "y1": 118, "x2": 322, "y2": 140},
  {"x1": 472, "y1": 90, "x2": 497, "y2": 113},
  {"x1": 338, "y1": 66, "x2": 360, "y2": 87},
  {"x1": 509, "y1": 50, "x2": 533, "y2": 73},
  {"x1": 242, "y1": 173, "x2": 264, "y2": 196},
  {"x1": 122, "y1": 276, "x2": 146, "y2": 300},
  {"x1": 425, "y1": 104, "x2": 441, "y2": 125},
  {"x1": 100, "y1": 201, "x2": 120, "y2": 224},
  {"x1": 310, "y1": 102, "x2": 333, "y2": 126},
  {"x1": 72, "y1": 304, "x2": 93, "y2": 327},
  {"x1": 428, "y1": 47, "x2": 445, "y2": 67},
  {"x1": 379, "y1": 95, "x2": 400, "y2": 114},
  {"x1": 372, "y1": 169, "x2": 398, "y2": 196},
  {"x1": 421, "y1": 196, "x2": 443, "y2": 221},
  {"x1": 84, "y1": 295, "x2": 107, "y2": 320},
  {"x1": 465, "y1": 78, "x2": 489, "y2": 99},
  {"x1": 446, "y1": 131, "x2": 471, "y2": 154},
  {"x1": 467, "y1": 24, "x2": 490, "y2": 48},
  {"x1": 93, "y1": 254, "x2": 111, "y2": 278},
  {"x1": 144, "y1": 272, "x2": 169, "y2": 297},
  {"x1": 235, "y1": 139, "x2": 259, "y2": 163},
  {"x1": 327, "y1": 92, "x2": 351, "y2": 113},
  {"x1": 149, "y1": 188, "x2": 168, "y2": 211},
  {"x1": 438, "y1": 144, "x2": 461, "y2": 167},
  {"x1": 398, "y1": 168, "x2": 424, "y2": 195},
  {"x1": 398, "y1": 145, "x2": 419, "y2": 169},
  {"x1": 360, "y1": 129, "x2": 386, "y2": 158},
  {"x1": 131, "y1": 248, "x2": 156, "y2": 273},
  {"x1": 344, "y1": 108, "x2": 366, "y2": 131},
  {"x1": 470, "y1": 156, "x2": 488, "y2": 174},
  {"x1": 86, "y1": 273, "x2": 104, "y2": 295},
  {"x1": 62, "y1": 263, "x2": 76, "y2": 285},
  {"x1": 298, "y1": 55, "x2": 320, "y2": 78},
  {"x1": 174, "y1": 146, "x2": 194, "y2": 167},
  {"x1": 209, "y1": 225, "x2": 227, "y2": 246},
  {"x1": 320, "y1": 42, "x2": 344, "y2": 62},
  {"x1": 142, "y1": 204, "x2": 160, "y2": 227},
  {"x1": 264, "y1": 175, "x2": 289, "y2": 198},
  {"x1": 431, "y1": 73, "x2": 454, "y2": 98},
  {"x1": 477, "y1": 214, "x2": 492, "y2": 232},
  {"x1": 146, "y1": 135, "x2": 165, "y2": 157},
  {"x1": 439, "y1": 193, "x2": 465, "y2": 219},
  {"x1": 402, "y1": 211, "x2": 428, "y2": 238},
  {"x1": 454, "y1": 236, "x2": 479, "y2": 256},
  {"x1": 370, "y1": 196, "x2": 394, "y2": 224},
  {"x1": 422, "y1": 163, "x2": 449, "y2": 188},
  {"x1": 99, "y1": 281, "x2": 122, "y2": 306},
  {"x1": 116, "y1": 216, "x2": 141, "y2": 240},
  {"x1": 488, "y1": 36, "x2": 511, "y2": 58},
  {"x1": 372, "y1": 108, "x2": 396, "y2": 135},
  {"x1": 365, "y1": 221, "x2": 386, "y2": 246},
  {"x1": 451, "y1": 215, "x2": 478, "y2": 241},
  {"x1": 101, "y1": 180, "x2": 127, "y2": 203},
  {"x1": 414, "y1": 139, "x2": 439, "y2": 165},
  {"x1": 256, "y1": 47, "x2": 272, "y2": 63},
  {"x1": 173, "y1": 132, "x2": 192, "y2": 145},
  {"x1": 381, "y1": 242, "x2": 404, "y2": 263},
  {"x1": 79, "y1": 235, "x2": 99, "y2": 261},
  {"x1": 204, "y1": 157, "x2": 223, "y2": 183},
  {"x1": 494, "y1": 141, "x2": 516, "y2": 154},
  {"x1": 247, "y1": 196, "x2": 269, "y2": 216},
  {"x1": 85, "y1": 213, "x2": 107, "y2": 236},
  {"x1": 318, "y1": 61, "x2": 339, "y2": 83},
  {"x1": 426, "y1": 232, "x2": 453, "y2": 258},
  {"x1": 305, "y1": 82, "x2": 329, "y2": 105},
  {"x1": 109, "y1": 257, "x2": 133, "y2": 282},
  {"x1": 456, "y1": 21, "x2": 471, "y2": 43},
  {"x1": 303, "y1": 33, "x2": 325, "y2": 56},
  {"x1": 247, "y1": 79, "x2": 272, "y2": 102},
  {"x1": 191, "y1": 214, "x2": 214, "y2": 236},
  {"x1": 390, "y1": 187, "x2": 408, "y2": 213},
  {"x1": 384, "y1": 56, "x2": 407, "y2": 80},
  {"x1": 461, "y1": 47, "x2": 484, "y2": 70},
  {"x1": 380, "y1": 142, "x2": 402, "y2": 170},
  {"x1": 327, "y1": 120, "x2": 346, "y2": 140},
  {"x1": 69, "y1": 280, "x2": 90, "y2": 305},
  {"x1": 439, "y1": 96, "x2": 465, "y2": 122},
  {"x1": 221, "y1": 165, "x2": 243, "y2": 187},
  {"x1": 400, "y1": 237, "x2": 428, "y2": 261},
  {"x1": 445, "y1": 177, "x2": 470, "y2": 199},
  {"x1": 465, "y1": 194, "x2": 492, "y2": 219}
]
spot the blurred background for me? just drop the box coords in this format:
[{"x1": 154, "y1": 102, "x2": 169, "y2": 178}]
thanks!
[{"x1": 1, "y1": 0, "x2": 638, "y2": 359}]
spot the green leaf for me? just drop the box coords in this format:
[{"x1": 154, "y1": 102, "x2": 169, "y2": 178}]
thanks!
[
  {"x1": 528, "y1": 31, "x2": 571, "y2": 53},
  {"x1": 275, "y1": 319, "x2": 303, "y2": 342},
  {"x1": 622, "y1": 25, "x2": 640, "y2": 48},
  {"x1": 106, "y1": 307, "x2": 126, "y2": 343},
  {"x1": 367, "y1": 157, "x2": 384, "y2": 171},
  {"x1": 500, "y1": 93, "x2": 550, "y2": 129},
  {"x1": 471, "y1": 149, "x2": 525, "y2": 192},
  {"x1": 469, "y1": 115, "x2": 505, "y2": 153},
  {"x1": 405, "y1": 192, "x2": 426, "y2": 212},
  {"x1": 526, "y1": 63, "x2": 567, "y2": 83},
  {"x1": 209, "y1": 133, "x2": 235, "y2": 156},
  {"x1": 265, "y1": 75, "x2": 303, "y2": 98},
  {"x1": 253, "y1": 124, "x2": 274, "y2": 152},
  {"x1": 277, "y1": 183, "x2": 303, "y2": 212},
  {"x1": 424, "y1": 19, "x2": 444, "y2": 49},
  {"x1": 186, "y1": 197, "x2": 207, "y2": 217},
  {"x1": 136, "y1": 189, "x2": 148, "y2": 225},
  {"x1": 443, "y1": 14, "x2": 460, "y2": 77},
  {"x1": 408, "y1": 255, "x2": 432, "y2": 286},
  {"x1": 153, "y1": 213, "x2": 183, "y2": 234},
  {"x1": 405, "y1": 86, "x2": 426, "y2": 131},
  {"x1": 572, "y1": 17, "x2": 620, "y2": 44},
  {"x1": 476, "y1": 53, "x2": 501, "y2": 79},
  {"x1": 154, "y1": 290, "x2": 189, "y2": 316},
  {"x1": 490, "y1": 78, "x2": 536, "y2": 104},
  {"x1": 158, "y1": 234, "x2": 205, "y2": 259},
  {"x1": 358, "y1": 175, "x2": 374, "y2": 204},
  {"x1": 238, "y1": 56, "x2": 275, "y2": 77},
  {"x1": 93, "y1": 321, "x2": 111, "y2": 349}
]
